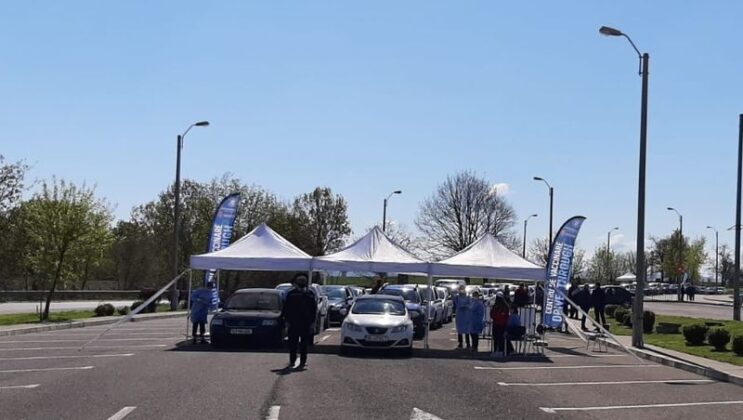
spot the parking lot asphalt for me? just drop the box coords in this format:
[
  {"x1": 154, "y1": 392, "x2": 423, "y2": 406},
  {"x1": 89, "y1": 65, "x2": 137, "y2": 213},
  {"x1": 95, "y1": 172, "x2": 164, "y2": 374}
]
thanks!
[{"x1": 1, "y1": 317, "x2": 743, "y2": 420}]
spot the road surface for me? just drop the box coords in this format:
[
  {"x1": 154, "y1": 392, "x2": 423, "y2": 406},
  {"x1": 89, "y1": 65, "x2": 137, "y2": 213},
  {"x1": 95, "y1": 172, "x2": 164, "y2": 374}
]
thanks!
[{"x1": 1, "y1": 317, "x2": 742, "y2": 419}]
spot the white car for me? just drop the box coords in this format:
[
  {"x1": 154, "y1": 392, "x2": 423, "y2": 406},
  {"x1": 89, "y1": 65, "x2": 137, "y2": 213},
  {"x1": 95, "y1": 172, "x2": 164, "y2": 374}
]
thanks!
[{"x1": 340, "y1": 295, "x2": 414, "y2": 356}]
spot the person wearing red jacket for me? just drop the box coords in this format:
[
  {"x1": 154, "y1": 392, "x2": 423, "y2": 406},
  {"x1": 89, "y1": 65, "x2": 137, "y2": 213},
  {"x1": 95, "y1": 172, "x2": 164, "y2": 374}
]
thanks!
[{"x1": 490, "y1": 294, "x2": 511, "y2": 355}]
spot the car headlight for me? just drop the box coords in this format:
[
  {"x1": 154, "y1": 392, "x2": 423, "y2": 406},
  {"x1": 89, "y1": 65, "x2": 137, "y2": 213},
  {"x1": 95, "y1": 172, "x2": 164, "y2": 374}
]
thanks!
[
  {"x1": 343, "y1": 322, "x2": 363, "y2": 332},
  {"x1": 211, "y1": 318, "x2": 223, "y2": 326},
  {"x1": 262, "y1": 319, "x2": 278, "y2": 326},
  {"x1": 390, "y1": 324, "x2": 408, "y2": 333}
]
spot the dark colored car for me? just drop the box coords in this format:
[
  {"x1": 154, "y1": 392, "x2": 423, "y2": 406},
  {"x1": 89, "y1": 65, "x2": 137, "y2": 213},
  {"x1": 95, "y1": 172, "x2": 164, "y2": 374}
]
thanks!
[
  {"x1": 603, "y1": 286, "x2": 634, "y2": 308},
  {"x1": 209, "y1": 289, "x2": 285, "y2": 348},
  {"x1": 378, "y1": 285, "x2": 427, "y2": 340},
  {"x1": 322, "y1": 285, "x2": 354, "y2": 326}
]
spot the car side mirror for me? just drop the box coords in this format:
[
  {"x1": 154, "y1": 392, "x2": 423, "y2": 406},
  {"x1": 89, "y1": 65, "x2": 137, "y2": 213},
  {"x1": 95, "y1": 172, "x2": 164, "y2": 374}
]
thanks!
[{"x1": 340, "y1": 308, "x2": 348, "y2": 316}]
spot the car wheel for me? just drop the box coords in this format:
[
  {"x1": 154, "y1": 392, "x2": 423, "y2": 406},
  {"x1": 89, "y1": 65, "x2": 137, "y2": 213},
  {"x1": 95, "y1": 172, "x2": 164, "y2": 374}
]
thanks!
[{"x1": 323, "y1": 315, "x2": 330, "y2": 330}]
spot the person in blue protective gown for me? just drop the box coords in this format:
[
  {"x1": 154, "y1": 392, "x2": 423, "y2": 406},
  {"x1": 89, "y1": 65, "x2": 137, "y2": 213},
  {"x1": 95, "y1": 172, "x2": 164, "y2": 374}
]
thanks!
[
  {"x1": 453, "y1": 285, "x2": 472, "y2": 349},
  {"x1": 191, "y1": 281, "x2": 214, "y2": 344},
  {"x1": 469, "y1": 291, "x2": 485, "y2": 352}
]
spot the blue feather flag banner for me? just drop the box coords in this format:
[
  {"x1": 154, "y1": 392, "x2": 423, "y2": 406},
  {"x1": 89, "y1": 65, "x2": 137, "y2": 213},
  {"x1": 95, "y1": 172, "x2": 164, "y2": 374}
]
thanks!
[
  {"x1": 203, "y1": 193, "x2": 240, "y2": 308},
  {"x1": 542, "y1": 216, "x2": 586, "y2": 329}
]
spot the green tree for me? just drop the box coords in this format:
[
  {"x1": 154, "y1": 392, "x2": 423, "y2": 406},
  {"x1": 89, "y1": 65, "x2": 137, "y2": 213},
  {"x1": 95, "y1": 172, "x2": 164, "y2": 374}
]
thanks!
[
  {"x1": 588, "y1": 247, "x2": 623, "y2": 284},
  {"x1": 289, "y1": 187, "x2": 351, "y2": 256},
  {"x1": 0, "y1": 155, "x2": 30, "y2": 214},
  {"x1": 23, "y1": 179, "x2": 112, "y2": 320},
  {"x1": 647, "y1": 232, "x2": 706, "y2": 283}
]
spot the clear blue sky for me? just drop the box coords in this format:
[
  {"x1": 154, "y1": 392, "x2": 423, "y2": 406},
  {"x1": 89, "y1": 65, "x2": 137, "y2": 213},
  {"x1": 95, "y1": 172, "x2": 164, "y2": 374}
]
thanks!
[{"x1": 2, "y1": 1, "x2": 742, "y2": 267}]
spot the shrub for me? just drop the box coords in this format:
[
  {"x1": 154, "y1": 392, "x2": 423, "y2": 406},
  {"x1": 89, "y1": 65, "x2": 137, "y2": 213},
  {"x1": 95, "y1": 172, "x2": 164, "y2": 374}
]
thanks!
[
  {"x1": 708, "y1": 328, "x2": 731, "y2": 351},
  {"x1": 614, "y1": 307, "x2": 629, "y2": 323},
  {"x1": 94, "y1": 303, "x2": 115, "y2": 317},
  {"x1": 605, "y1": 305, "x2": 618, "y2": 318},
  {"x1": 622, "y1": 312, "x2": 633, "y2": 327},
  {"x1": 117, "y1": 306, "x2": 130, "y2": 316},
  {"x1": 733, "y1": 336, "x2": 743, "y2": 356},
  {"x1": 682, "y1": 324, "x2": 709, "y2": 346},
  {"x1": 643, "y1": 311, "x2": 656, "y2": 333},
  {"x1": 130, "y1": 300, "x2": 146, "y2": 312}
]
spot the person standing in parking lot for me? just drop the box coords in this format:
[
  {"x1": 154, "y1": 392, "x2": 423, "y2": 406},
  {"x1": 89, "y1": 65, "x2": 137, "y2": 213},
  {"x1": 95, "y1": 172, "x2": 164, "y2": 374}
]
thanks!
[
  {"x1": 469, "y1": 291, "x2": 485, "y2": 352},
  {"x1": 190, "y1": 281, "x2": 214, "y2": 344},
  {"x1": 454, "y1": 285, "x2": 472, "y2": 349},
  {"x1": 281, "y1": 273, "x2": 317, "y2": 369},
  {"x1": 591, "y1": 282, "x2": 606, "y2": 329}
]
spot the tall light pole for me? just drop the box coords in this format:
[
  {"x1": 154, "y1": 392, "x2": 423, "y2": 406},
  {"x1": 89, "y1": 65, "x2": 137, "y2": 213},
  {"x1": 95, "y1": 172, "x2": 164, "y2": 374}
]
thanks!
[
  {"x1": 607, "y1": 227, "x2": 619, "y2": 252},
  {"x1": 735, "y1": 114, "x2": 743, "y2": 321},
  {"x1": 533, "y1": 177, "x2": 553, "y2": 249},
  {"x1": 667, "y1": 207, "x2": 684, "y2": 300},
  {"x1": 606, "y1": 227, "x2": 619, "y2": 284},
  {"x1": 523, "y1": 214, "x2": 538, "y2": 258},
  {"x1": 706, "y1": 226, "x2": 719, "y2": 286},
  {"x1": 600, "y1": 25, "x2": 649, "y2": 348},
  {"x1": 171, "y1": 121, "x2": 210, "y2": 310},
  {"x1": 382, "y1": 190, "x2": 402, "y2": 232}
]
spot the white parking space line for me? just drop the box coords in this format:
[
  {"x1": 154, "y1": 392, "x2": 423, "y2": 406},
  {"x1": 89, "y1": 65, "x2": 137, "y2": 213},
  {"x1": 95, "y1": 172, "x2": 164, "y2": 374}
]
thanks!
[
  {"x1": 0, "y1": 344, "x2": 167, "y2": 352},
  {"x1": 324, "y1": 328, "x2": 340, "y2": 332},
  {"x1": 0, "y1": 384, "x2": 40, "y2": 390},
  {"x1": 0, "y1": 337, "x2": 179, "y2": 344},
  {"x1": 0, "y1": 366, "x2": 94, "y2": 374},
  {"x1": 474, "y1": 364, "x2": 658, "y2": 371},
  {"x1": 107, "y1": 406, "x2": 137, "y2": 420},
  {"x1": 265, "y1": 405, "x2": 280, "y2": 420},
  {"x1": 539, "y1": 400, "x2": 743, "y2": 413},
  {"x1": 0, "y1": 353, "x2": 134, "y2": 361},
  {"x1": 499, "y1": 379, "x2": 714, "y2": 387},
  {"x1": 319, "y1": 335, "x2": 331, "y2": 343}
]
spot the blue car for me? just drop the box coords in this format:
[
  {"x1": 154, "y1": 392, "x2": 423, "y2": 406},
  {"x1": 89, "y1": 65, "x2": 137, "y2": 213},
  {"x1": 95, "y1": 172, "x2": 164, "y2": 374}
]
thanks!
[
  {"x1": 210, "y1": 288, "x2": 285, "y2": 348},
  {"x1": 377, "y1": 285, "x2": 427, "y2": 340}
]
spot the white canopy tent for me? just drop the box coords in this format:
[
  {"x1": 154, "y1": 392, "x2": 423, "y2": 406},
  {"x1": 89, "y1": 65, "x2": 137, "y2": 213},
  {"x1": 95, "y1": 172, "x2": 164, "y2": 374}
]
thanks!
[
  {"x1": 190, "y1": 223, "x2": 313, "y2": 271},
  {"x1": 430, "y1": 233, "x2": 544, "y2": 281},
  {"x1": 314, "y1": 226, "x2": 429, "y2": 274},
  {"x1": 616, "y1": 272, "x2": 636, "y2": 283}
]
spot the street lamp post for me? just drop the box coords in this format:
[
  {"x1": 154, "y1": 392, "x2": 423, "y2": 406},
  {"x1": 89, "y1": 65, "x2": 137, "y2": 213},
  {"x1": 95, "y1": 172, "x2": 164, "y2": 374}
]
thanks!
[
  {"x1": 171, "y1": 121, "x2": 210, "y2": 310},
  {"x1": 382, "y1": 190, "x2": 402, "y2": 232},
  {"x1": 735, "y1": 114, "x2": 743, "y2": 321},
  {"x1": 600, "y1": 25, "x2": 649, "y2": 348},
  {"x1": 533, "y1": 177, "x2": 553, "y2": 249},
  {"x1": 667, "y1": 207, "x2": 684, "y2": 301},
  {"x1": 523, "y1": 214, "x2": 538, "y2": 258},
  {"x1": 706, "y1": 226, "x2": 719, "y2": 286},
  {"x1": 607, "y1": 227, "x2": 619, "y2": 252},
  {"x1": 606, "y1": 227, "x2": 619, "y2": 284}
]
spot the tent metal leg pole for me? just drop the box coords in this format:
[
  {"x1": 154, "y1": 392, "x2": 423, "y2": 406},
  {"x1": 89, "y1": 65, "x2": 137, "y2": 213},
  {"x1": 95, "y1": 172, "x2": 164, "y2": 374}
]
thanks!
[
  {"x1": 186, "y1": 270, "x2": 192, "y2": 339},
  {"x1": 424, "y1": 271, "x2": 433, "y2": 349}
]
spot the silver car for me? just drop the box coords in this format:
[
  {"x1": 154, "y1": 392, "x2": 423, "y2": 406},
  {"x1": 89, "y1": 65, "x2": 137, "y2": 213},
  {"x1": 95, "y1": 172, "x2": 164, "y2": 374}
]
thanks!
[
  {"x1": 418, "y1": 285, "x2": 444, "y2": 329},
  {"x1": 436, "y1": 286, "x2": 453, "y2": 324}
]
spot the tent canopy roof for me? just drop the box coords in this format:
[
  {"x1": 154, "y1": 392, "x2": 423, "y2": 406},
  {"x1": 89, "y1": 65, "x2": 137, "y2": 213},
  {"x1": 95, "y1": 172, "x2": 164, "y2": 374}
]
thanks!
[
  {"x1": 617, "y1": 272, "x2": 636, "y2": 281},
  {"x1": 430, "y1": 233, "x2": 544, "y2": 281},
  {"x1": 314, "y1": 226, "x2": 429, "y2": 274},
  {"x1": 189, "y1": 223, "x2": 313, "y2": 271}
]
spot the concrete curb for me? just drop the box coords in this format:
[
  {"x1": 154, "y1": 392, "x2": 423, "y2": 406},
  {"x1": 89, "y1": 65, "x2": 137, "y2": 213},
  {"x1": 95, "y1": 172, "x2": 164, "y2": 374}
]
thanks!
[
  {"x1": 0, "y1": 312, "x2": 187, "y2": 337},
  {"x1": 602, "y1": 338, "x2": 743, "y2": 387},
  {"x1": 644, "y1": 299, "x2": 732, "y2": 307}
]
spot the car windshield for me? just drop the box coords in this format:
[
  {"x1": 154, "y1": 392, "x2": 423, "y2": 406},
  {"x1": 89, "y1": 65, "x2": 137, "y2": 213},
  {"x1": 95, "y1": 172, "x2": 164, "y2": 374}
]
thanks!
[
  {"x1": 225, "y1": 292, "x2": 281, "y2": 311},
  {"x1": 275, "y1": 285, "x2": 293, "y2": 293},
  {"x1": 418, "y1": 288, "x2": 434, "y2": 302},
  {"x1": 323, "y1": 287, "x2": 347, "y2": 300},
  {"x1": 352, "y1": 299, "x2": 406, "y2": 315},
  {"x1": 380, "y1": 288, "x2": 420, "y2": 303}
]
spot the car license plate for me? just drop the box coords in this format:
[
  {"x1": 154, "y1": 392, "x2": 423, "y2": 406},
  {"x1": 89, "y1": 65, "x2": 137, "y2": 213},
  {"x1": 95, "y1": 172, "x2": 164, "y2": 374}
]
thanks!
[
  {"x1": 230, "y1": 328, "x2": 252, "y2": 335},
  {"x1": 366, "y1": 334, "x2": 387, "y2": 342}
]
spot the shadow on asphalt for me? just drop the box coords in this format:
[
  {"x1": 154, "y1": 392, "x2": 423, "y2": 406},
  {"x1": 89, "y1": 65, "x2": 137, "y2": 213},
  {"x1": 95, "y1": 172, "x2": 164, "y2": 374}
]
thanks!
[{"x1": 170, "y1": 339, "x2": 560, "y2": 364}]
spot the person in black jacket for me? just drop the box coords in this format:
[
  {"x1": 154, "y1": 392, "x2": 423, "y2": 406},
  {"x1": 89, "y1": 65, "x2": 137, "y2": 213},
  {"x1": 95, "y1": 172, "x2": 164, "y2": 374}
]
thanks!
[
  {"x1": 567, "y1": 283, "x2": 579, "y2": 319},
  {"x1": 578, "y1": 284, "x2": 592, "y2": 331},
  {"x1": 281, "y1": 273, "x2": 317, "y2": 369},
  {"x1": 592, "y1": 282, "x2": 606, "y2": 329}
]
